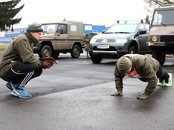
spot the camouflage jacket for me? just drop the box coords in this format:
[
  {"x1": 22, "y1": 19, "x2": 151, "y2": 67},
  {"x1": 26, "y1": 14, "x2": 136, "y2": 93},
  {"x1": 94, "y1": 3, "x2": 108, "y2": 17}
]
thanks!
[{"x1": 114, "y1": 54, "x2": 160, "y2": 94}]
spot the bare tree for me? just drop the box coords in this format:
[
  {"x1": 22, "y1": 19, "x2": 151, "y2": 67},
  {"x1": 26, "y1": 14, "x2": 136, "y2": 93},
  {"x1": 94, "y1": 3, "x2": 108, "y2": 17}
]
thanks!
[{"x1": 144, "y1": 0, "x2": 174, "y2": 7}]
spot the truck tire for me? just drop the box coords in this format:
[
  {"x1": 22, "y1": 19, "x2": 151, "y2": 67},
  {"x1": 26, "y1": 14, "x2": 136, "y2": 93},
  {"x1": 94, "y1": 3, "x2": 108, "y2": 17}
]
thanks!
[
  {"x1": 38, "y1": 45, "x2": 53, "y2": 58},
  {"x1": 90, "y1": 55, "x2": 102, "y2": 64},
  {"x1": 71, "y1": 45, "x2": 81, "y2": 58},
  {"x1": 152, "y1": 50, "x2": 165, "y2": 65}
]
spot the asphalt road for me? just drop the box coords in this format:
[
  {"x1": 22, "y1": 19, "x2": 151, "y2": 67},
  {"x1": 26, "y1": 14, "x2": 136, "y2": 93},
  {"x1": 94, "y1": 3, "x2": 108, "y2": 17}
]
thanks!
[
  {"x1": 0, "y1": 52, "x2": 174, "y2": 130},
  {"x1": 0, "y1": 52, "x2": 116, "y2": 102}
]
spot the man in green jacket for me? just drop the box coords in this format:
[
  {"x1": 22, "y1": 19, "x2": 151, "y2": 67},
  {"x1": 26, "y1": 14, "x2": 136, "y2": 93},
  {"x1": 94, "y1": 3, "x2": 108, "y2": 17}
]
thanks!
[
  {"x1": 0, "y1": 23, "x2": 54, "y2": 99},
  {"x1": 111, "y1": 54, "x2": 172, "y2": 100}
]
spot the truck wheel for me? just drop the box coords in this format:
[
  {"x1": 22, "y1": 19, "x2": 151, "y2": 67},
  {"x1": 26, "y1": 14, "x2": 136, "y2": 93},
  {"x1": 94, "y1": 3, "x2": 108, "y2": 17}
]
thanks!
[
  {"x1": 152, "y1": 50, "x2": 165, "y2": 65},
  {"x1": 39, "y1": 45, "x2": 52, "y2": 58},
  {"x1": 90, "y1": 55, "x2": 102, "y2": 64},
  {"x1": 71, "y1": 45, "x2": 81, "y2": 58},
  {"x1": 128, "y1": 46, "x2": 137, "y2": 54}
]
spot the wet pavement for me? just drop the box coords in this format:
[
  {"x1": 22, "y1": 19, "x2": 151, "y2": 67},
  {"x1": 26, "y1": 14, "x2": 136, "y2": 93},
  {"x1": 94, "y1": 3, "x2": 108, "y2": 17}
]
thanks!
[
  {"x1": 0, "y1": 79, "x2": 174, "y2": 130},
  {"x1": 0, "y1": 50, "x2": 174, "y2": 130}
]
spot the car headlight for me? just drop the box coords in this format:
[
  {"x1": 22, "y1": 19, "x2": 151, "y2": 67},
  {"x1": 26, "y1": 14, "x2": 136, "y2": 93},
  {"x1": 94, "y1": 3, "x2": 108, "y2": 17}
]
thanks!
[
  {"x1": 116, "y1": 39, "x2": 128, "y2": 43},
  {"x1": 90, "y1": 38, "x2": 96, "y2": 43},
  {"x1": 151, "y1": 35, "x2": 158, "y2": 42}
]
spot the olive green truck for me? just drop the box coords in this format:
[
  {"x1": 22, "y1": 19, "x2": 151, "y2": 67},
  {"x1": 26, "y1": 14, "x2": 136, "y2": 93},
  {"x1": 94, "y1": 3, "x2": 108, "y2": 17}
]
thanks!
[
  {"x1": 34, "y1": 20, "x2": 85, "y2": 58},
  {"x1": 148, "y1": 6, "x2": 174, "y2": 65}
]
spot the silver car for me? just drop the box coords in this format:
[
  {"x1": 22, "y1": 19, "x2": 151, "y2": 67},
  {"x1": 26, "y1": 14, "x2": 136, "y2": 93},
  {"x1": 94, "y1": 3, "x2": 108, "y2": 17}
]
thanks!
[{"x1": 89, "y1": 22, "x2": 151, "y2": 63}]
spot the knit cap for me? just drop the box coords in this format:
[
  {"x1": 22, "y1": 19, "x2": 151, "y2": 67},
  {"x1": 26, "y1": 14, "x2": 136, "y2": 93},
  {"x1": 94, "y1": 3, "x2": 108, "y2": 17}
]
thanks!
[
  {"x1": 117, "y1": 56, "x2": 132, "y2": 74},
  {"x1": 27, "y1": 23, "x2": 43, "y2": 32}
]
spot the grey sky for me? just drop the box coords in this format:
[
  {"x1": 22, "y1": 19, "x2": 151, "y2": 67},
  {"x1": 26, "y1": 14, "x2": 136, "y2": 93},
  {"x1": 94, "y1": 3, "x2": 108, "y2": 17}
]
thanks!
[{"x1": 14, "y1": 0, "x2": 149, "y2": 27}]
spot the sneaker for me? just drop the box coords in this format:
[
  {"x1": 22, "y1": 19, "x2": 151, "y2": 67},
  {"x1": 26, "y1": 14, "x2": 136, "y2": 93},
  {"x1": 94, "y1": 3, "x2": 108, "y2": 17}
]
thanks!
[
  {"x1": 157, "y1": 79, "x2": 164, "y2": 87},
  {"x1": 163, "y1": 73, "x2": 172, "y2": 87},
  {"x1": 11, "y1": 86, "x2": 32, "y2": 99}
]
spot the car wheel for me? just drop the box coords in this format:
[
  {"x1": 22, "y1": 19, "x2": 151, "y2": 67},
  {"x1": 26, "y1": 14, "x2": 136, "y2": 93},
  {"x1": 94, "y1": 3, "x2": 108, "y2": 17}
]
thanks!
[
  {"x1": 39, "y1": 45, "x2": 52, "y2": 58},
  {"x1": 90, "y1": 55, "x2": 102, "y2": 64},
  {"x1": 128, "y1": 46, "x2": 137, "y2": 54},
  {"x1": 152, "y1": 49, "x2": 165, "y2": 65},
  {"x1": 71, "y1": 45, "x2": 81, "y2": 58}
]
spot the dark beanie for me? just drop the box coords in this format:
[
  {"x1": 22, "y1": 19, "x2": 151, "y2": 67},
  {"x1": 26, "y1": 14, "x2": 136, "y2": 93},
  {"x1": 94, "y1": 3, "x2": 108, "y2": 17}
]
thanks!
[
  {"x1": 27, "y1": 23, "x2": 43, "y2": 32},
  {"x1": 117, "y1": 56, "x2": 132, "y2": 74}
]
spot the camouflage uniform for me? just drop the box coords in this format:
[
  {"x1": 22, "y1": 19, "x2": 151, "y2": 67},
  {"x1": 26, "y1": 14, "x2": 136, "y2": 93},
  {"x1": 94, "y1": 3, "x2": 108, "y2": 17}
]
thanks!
[{"x1": 113, "y1": 54, "x2": 169, "y2": 99}]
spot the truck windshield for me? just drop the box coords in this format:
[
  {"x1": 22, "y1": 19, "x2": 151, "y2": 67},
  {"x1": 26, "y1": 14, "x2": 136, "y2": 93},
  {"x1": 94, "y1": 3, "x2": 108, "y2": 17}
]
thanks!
[
  {"x1": 42, "y1": 24, "x2": 57, "y2": 33},
  {"x1": 105, "y1": 24, "x2": 137, "y2": 34},
  {"x1": 152, "y1": 9, "x2": 174, "y2": 25}
]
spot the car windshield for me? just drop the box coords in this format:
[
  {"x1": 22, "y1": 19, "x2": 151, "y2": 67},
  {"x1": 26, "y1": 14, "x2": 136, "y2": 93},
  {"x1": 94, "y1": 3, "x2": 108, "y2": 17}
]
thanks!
[
  {"x1": 105, "y1": 24, "x2": 137, "y2": 34},
  {"x1": 42, "y1": 24, "x2": 57, "y2": 33},
  {"x1": 152, "y1": 9, "x2": 174, "y2": 25}
]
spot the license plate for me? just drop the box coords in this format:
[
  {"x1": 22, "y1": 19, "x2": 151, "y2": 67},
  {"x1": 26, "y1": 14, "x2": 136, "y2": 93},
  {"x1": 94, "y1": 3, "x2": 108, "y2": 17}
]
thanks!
[{"x1": 97, "y1": 44, "x2": 109, "y2": 49}]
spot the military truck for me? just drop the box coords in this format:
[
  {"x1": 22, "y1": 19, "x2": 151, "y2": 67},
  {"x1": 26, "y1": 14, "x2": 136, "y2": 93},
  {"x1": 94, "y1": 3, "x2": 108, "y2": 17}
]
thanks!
[
  {"x1": 34, "y1": 20, "x2": 85, "y2": 58},
  {"x1": 148, "y1": 6, "x2": 174, "y2": 65}
]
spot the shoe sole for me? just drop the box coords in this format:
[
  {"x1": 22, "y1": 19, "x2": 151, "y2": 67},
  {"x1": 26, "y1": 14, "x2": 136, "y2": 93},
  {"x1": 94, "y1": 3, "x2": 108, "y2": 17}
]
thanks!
[
  {"x1": 11, "y1": 91, "x2": 18, "y2": 97},
  {"x1": 11, "y1": 91, "x2": 32, "y2": 99}
]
